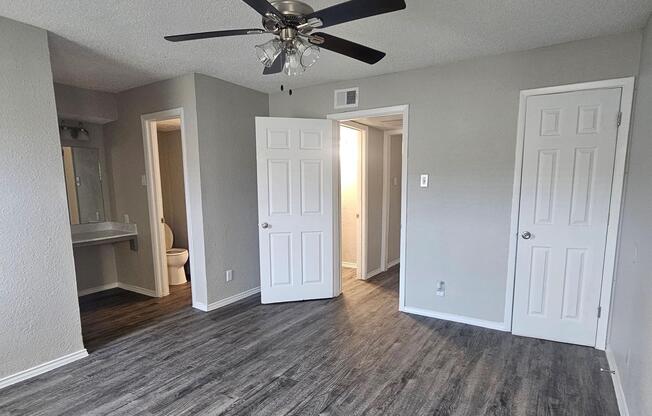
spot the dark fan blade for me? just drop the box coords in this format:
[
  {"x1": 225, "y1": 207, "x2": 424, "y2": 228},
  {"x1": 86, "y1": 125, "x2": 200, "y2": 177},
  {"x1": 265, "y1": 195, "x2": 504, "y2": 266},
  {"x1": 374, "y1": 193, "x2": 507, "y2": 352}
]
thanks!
[
  {"x1": 309, "y1": 33, "x2": 385, "y2": 64},
  {"x1": 306, "y1": 0, "x2": 406, "y2": 28},
  {"x1": 263, "y1": 52, "x2": 285, "y2": 75},
  {"x1": 241, "y1": 0, "x2": 285, "y2": 20},
  {"x1": 165, "y1": 28, "x2": 266, "y2": 42}
]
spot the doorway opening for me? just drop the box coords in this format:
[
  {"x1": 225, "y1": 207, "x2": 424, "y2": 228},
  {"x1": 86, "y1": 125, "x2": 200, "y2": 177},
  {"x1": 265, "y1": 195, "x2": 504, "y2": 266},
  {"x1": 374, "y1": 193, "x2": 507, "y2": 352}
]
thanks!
[
  {"x1": 155, "y1": 117, "x2": 191, "y2": 289},
  {"x1": 336, "y1": 112, "x2": 405, "y2": 294},
  {"x1": 141, "y1": 108, "x2": 202, "y2": 308}
]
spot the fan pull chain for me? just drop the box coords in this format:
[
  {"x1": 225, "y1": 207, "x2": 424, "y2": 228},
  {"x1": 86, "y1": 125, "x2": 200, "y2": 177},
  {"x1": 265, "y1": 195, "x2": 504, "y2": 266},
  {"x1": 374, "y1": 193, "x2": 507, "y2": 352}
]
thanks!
[{"x1": 280, "y1": 85, "x2": 293, "y2": 96}]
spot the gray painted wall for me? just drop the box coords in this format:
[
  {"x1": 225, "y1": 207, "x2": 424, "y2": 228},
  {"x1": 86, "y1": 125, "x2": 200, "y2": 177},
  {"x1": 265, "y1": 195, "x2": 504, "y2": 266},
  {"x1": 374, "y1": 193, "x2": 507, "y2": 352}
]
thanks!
[
  {"x1": 158, "y1": 129, "x2": 189, "y2": 250},
  {"x1": 104, "y1": 75, "x2": 201, "y2": 298},
  {"x1": 103, "y1": 73, "x2": 268, "y2": 306},
  {"x1": 54, "y1": 83, "x2": 118, "y2": 124},
  {"x1": 270, "y1": 31, "x2": 642, "y2": 323},
  {"x1": 365, "y1": 126, "x2": 384, "y2": 274},
  {"x1": 0, "y1": 17, "x2": 84, "y2": 379},
  {"x1": 194, "y1": 74, "x2": 269, "y2": 303},
  {"x1": 387, "y1": 134, "x2": 402, "y2": 264},
  {"x1": 59, "y1": 120, "x2": 119, "y2": 293},
  {"x1": 608, "y1": 15, "x2": 652, "y2": 416}
]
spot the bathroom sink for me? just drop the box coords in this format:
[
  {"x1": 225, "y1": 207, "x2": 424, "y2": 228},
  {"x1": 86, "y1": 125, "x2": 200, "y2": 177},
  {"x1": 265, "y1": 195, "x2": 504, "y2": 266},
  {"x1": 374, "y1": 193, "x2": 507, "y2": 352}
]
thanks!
[{"x1": 71, "y1": 222, "x2": 138, "y2": 250}]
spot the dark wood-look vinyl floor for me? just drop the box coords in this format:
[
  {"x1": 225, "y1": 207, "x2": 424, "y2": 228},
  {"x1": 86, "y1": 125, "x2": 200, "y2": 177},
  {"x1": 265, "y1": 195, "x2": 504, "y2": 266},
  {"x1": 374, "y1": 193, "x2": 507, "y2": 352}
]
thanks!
[
  {"x1": 0, "y1": 267, "x2": 619, "y2": 415},
  {"x1": 79, "y1": 283, "x2": 192, "y2": 352}
]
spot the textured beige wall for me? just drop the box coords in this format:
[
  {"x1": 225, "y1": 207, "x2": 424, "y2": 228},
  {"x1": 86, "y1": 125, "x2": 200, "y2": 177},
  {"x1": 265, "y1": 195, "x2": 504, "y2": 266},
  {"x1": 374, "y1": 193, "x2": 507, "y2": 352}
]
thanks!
[{"x1": 157, "y1": 129, "x2": 188, "y2": 250}]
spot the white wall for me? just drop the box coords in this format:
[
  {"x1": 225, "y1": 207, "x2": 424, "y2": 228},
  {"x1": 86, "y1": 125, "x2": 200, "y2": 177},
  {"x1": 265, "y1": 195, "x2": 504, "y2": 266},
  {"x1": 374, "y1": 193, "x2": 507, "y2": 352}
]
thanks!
[
  {"x1": 270, "y1": 31, "x2": 642, "y2": 324},
  {"x1": 340, "y1": 126, "x2": 360, "y2": 266},
  {"x1": 194, "y1": 74, "x2": 269, "y2": 304},
  {"x1": 0, "y1": 16, "x2": 85, "y2": 381},
  {"x1": 607, "y1": 15, "x2": 652, "y2": 416}
]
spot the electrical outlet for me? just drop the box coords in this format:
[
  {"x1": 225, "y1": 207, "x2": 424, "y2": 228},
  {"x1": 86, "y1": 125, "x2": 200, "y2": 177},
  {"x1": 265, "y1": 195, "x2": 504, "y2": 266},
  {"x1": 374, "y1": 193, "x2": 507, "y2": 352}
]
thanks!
[
  {"x1": 436, "y1": 280, "x2": 445, "y2": 297},
  {"x1": 420, "y1": 174, "x2": 429, "y2": 188},
  {"x1": 225, "y1": 269, "x2": 233, "y2": 282},
  {"x1": 123, "y1": 214, "x2": 130, "y2": 224}
]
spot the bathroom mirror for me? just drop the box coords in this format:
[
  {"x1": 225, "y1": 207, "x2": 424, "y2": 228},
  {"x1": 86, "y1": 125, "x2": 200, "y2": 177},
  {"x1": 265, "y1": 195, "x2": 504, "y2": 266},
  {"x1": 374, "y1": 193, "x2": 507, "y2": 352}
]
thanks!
[{"x1": 61, "y1": 146, "x2": 105, "y2": 224}]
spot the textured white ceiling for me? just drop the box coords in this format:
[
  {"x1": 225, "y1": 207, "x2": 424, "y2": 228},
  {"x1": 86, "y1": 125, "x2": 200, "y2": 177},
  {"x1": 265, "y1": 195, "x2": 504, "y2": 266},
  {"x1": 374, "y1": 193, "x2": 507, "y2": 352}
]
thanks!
[{"x1": 0, "y1": 0, "x2": 650, "y2": 93}]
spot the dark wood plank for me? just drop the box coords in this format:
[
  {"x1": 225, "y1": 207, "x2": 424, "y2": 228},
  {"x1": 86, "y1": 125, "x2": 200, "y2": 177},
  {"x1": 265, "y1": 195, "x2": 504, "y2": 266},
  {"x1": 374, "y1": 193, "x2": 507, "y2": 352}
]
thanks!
[{"x1": 0, "y1": 268, "x2": 619, "y2": 415}]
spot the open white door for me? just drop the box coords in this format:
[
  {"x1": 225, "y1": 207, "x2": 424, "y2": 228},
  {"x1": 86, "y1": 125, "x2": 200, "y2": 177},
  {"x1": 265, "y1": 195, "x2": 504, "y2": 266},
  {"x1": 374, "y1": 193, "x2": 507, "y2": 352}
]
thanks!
[{"x1": 256, "y1": 117, "x2": 340, "y2": 304}]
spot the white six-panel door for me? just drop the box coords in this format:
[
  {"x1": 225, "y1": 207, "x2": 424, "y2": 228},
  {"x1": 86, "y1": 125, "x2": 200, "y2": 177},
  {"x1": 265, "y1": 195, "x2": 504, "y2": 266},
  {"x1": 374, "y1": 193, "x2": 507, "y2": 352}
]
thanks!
[
  {"x1": 512, "y1": 88, "x2": 622, "y2": 346},
  {"x1": 255, "y1": 117, "x2": 339, "y2": 304}
]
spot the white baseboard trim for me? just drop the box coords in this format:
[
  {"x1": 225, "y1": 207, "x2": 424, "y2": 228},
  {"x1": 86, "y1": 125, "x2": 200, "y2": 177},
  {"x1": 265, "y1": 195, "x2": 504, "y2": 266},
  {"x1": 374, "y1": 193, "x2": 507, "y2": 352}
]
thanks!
[
  {"x1": 386, "y1": 258, "x2": 400, "y2": 268},
  {"x1": 205, "y1": 287, "x2": 261, "y2": 312},
  {"x1": 401, "y1": 306, "x2": 508, "y2": 332},
  {"x1": 341, "y1": 262, "x2": 358, "y2": 269},
  {"x1": 606, "y1": 347, "x2": 630, "y2": 416},
  {"x1": 117, "y1": 282, "x2": 157, "y2": 297},
  {"x1": 365, "y1": 267, "x2": 384, "y2": 280},
  {"x1": 77, "y1": 282, "x2": 118, "y2": 297},
  {"x1": 0, "y1": 349, "x2": 88, "y2": 390},
  {"x1": 193, "y1": 302, "x2": 208, "y2": 311}
]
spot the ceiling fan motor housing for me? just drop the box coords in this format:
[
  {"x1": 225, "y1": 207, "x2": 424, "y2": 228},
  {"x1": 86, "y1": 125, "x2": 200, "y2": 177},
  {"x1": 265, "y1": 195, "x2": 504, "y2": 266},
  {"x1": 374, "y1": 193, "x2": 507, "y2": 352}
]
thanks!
[{"x1": 263, "y1": 0, "x2": 315, "y2": 34}]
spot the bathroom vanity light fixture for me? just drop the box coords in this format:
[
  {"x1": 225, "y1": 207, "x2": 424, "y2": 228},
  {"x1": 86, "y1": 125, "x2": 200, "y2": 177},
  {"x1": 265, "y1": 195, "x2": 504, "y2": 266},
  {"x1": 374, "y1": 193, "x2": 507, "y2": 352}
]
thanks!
[
  {"x1": 164, "y1": 0, "x2": 406, "y2": 76},
  {"x1": 59, "y1": 122, "x2": 90, "y2": 140}
]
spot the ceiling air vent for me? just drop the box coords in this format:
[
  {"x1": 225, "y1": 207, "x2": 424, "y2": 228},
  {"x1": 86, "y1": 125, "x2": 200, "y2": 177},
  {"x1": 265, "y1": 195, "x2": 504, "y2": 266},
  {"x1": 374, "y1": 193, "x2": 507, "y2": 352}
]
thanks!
[{"x1": 334, "y1": 87, "x2": 359, "y2": 109}]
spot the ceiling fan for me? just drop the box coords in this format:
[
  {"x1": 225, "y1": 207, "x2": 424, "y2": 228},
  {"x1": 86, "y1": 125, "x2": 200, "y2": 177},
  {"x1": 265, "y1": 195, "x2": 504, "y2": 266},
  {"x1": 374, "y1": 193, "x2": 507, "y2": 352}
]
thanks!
[{"x1": 164, "y1": 0, "x2": 406, "y2": 76}]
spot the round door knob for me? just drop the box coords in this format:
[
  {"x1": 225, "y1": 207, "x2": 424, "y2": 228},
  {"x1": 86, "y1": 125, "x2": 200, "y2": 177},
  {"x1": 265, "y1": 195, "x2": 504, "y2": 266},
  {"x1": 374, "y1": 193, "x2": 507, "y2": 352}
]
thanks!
[
  {"x1": 521, "y1": 231, "x2": 532, "y2": 240},
  {"x1": 261, "y1": 222, "x2": 270, "y2": 229}
]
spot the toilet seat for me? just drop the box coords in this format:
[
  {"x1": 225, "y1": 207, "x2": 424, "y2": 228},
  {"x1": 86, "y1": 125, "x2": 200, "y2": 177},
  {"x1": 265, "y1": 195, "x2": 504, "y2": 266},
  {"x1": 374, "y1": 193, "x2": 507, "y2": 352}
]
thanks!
[
  {"x1": 166, "y1": 248, "x2": 187, "y2": 256},
  {"x1": 163, "y1": 223, "x2": 189, "y2": 285}
]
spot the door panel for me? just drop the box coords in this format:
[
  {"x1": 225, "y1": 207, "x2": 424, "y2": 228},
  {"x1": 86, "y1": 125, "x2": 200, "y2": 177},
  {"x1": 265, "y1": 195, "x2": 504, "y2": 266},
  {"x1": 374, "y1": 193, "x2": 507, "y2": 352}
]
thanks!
[
  {"x1": 256, "y1": 117, "x2": 339, "y2": 304},
  {"x1": 512, "y1": 88, "x2": 622, "y2": 346}
]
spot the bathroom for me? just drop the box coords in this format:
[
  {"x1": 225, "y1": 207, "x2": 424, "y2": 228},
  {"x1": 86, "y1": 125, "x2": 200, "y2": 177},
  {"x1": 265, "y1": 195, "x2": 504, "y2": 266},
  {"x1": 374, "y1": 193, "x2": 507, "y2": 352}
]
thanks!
[{"x1": 56, "y1": 84, "x2": 192, "y2": 350}]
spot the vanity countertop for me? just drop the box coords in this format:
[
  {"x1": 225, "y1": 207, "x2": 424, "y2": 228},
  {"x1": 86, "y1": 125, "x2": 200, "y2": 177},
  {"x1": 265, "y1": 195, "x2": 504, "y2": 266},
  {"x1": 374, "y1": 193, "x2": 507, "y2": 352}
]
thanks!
[{"x1": 71, "y1": 222, "x2": 138, "y2": 249}]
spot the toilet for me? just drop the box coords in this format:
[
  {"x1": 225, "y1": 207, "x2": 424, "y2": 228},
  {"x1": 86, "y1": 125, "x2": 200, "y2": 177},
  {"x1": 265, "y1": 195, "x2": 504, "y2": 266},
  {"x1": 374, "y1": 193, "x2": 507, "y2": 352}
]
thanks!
[{"x1": 164, "y1": 223, "x2": 189, "y2": 285}]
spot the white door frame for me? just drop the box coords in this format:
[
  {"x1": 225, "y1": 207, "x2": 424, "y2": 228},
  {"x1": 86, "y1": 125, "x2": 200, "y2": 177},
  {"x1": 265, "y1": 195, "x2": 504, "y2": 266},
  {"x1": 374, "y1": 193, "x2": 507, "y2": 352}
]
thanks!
[
  {"x1": 141, "y1": 108, "x2": 206, "y2": 307},
  {"x1": 340, "y1": 121, "x2": 367, "y2": 278},
  {"x1": 383, "y1": 129, "x2": 403, "y2": 270},
  {"x1": 328, "y1": 105, "x2": 409, "y2": 310},
  {"x1": 505, "y1": 77, "x2": 635, "y2": 350}
]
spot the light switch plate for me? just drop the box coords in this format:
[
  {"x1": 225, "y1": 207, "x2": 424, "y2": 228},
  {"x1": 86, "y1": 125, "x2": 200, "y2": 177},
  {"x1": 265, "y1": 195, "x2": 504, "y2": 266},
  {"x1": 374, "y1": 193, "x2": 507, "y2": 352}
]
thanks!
[
  {"x1": 225, "y1": 269, "x2": 233, "y2": 282},
  {"x1": 141, "y1": 174, "x2": 147, "y2": 186},
  {"x1": 420, "y1": 174, "x2": 429, "y2": 188}
]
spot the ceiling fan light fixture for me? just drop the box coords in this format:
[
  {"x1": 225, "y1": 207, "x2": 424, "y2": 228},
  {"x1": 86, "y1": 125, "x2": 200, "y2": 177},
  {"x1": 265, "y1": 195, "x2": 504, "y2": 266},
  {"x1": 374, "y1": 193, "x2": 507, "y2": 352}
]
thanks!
[
  {"x1": 255, "y1": 38, "x2": 283, "y2": 67},
  {"x1": 295, "y1": 37, "x2": 320, "y2": 68},
  {"x1": 284, "y1": 49, "x2": 304, "y2": 76},
  {"x1": 165, "y1": 0, "x2": 407, "y2": 76}
]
